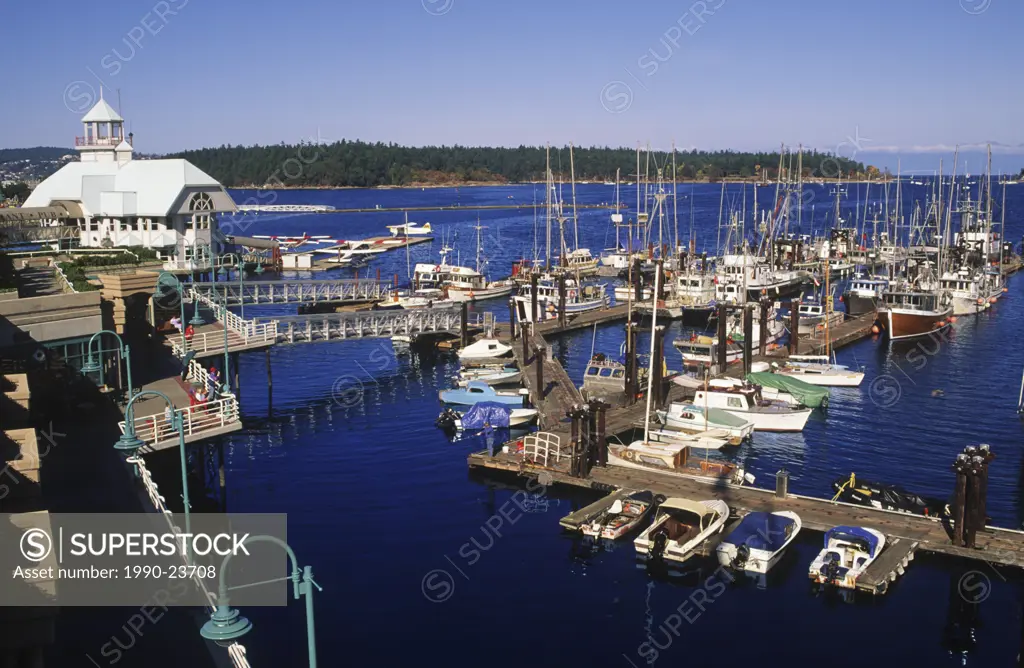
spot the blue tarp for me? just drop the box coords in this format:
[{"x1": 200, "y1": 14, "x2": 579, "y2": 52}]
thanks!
[
  {"x1": 825, "y1": 525, "x2": 880, "y2": 557},
  {"x1": 459, "y1": 402, "x2": 512, "y2": 429},
  {"x1": 723, "y1": 512, "x2": 795, "y2": 551}
]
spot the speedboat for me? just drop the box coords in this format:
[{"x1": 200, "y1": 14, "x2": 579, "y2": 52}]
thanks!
[
  {"x1": 438, "y1": 380, "x2": 524, "y2": 407},
  {"x1": 655, "y1": 403, "x2": 754, "y2": 444},
  {"x1": 634, "y1": 498, "x2": 730, "y2": 565},
  {"x1": 457, "y1": 364, "x2": 522, "y2": 386},
  {"x1": 581, "y1": 491, "x2": 657, "y2": 540},
  {"x1": 809, "y1": 526, "x2": 886, "y2": 591},
  {"x1": 458, "y1": 338, "x2": 513, "y2": 364},
  {"x1": 717, "y1": 511, "x2": 802, "y2": 576},
  {"x1": 771, "y1": 357, "x2": 864, "y2": 387}
]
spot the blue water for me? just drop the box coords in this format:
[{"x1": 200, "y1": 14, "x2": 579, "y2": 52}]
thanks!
[{"x1": 183, "y1": 184, "x2": 1024, "y2": 666}]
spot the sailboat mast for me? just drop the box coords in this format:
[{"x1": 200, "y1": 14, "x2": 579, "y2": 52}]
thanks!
[
  {"x1": 570, "y1": 143, "x2": 579, "y2": 250},
  {"x1": 797, "y1": 144, "x2": 803, "y2": 234},
  {"x1": 545, "y1": 144, "x2": 552, "y2": 270},
  {"x1": 672, "y1": 142, "x2": 679, "y2": 255},
  {"x1": 642, "y1": 261, "x2": 662, "y2": 443},
  {"x1": 475, "y1": 216, "x2": 482, "y2": 274}
]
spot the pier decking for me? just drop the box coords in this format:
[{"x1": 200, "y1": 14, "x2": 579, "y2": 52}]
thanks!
[
  {"x1": 191, "y1": 279, "x2": 391, "y2": 305},
  {"x1": 258, "y1": 306, "x2": 483, "y2": 342}
]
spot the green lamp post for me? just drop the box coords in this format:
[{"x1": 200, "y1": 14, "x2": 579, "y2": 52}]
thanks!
[
  {"x1": 201, "y1": 535, "x2": 321, "y2": 667},
  {"x1": 117, "y1": 389, "x2": 193, "y2": 561},
  {"x1": 80, "y1": 330, "x2": 133, "y2": 399},
  {"x1": 156, "y1": 272, "x2": 188, "y2": 354}
]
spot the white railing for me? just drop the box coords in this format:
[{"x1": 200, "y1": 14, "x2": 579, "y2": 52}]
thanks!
[
  {"x1": 190, "y1": 288, "x2": 280, "y2": 341},
  {"x1": 52, "y1": 262, "x2": 78, "y2": 294},
  {"x1": 186, "y1": 357, "x2": 219, "y2": 396},
  {"x1": 117, "y1": 393, "x2": 240, "y2": 446},
  {"x1": 521, "y1": 432, "x2": 567, "y2": 467},
  {"x1": 125, "y1": 455, "x2": 250, "y2": 667}
]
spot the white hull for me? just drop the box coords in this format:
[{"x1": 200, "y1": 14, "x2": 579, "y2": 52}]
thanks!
[
  {"x1": 716, "y1": 511, "x2": 802, "y2": 575},
  {"x1": 454, "y1": 408, "x2": 537, "y2": 429},
  {"x1": 809, "y1": 527, "x2": 886, "y2": 590},
  {"x1": 773, "y1": 365, "x2": 864, "y2": 387},
  {"x1": 614, "y1": 286, "x2": 652, "y2": 300},
  {"x1": 457, "y1": 370, "x2": 522, "y2": 386},
  {"x1": 634, "y1": 500, "x2": 730, "y2": 565},
  {"x1": 950, "y1": 294, "x2": 992, "y2": 315},
  {"x1": 717, "y1": 406, "x2": 811, "y2": 432},
  {"x1": 446, "y1": 284, "x2": 516, "y2": 302}
]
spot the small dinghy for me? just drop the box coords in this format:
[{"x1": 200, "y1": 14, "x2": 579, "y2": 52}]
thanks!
[
  {"x1": 457, "y1": 364, "x2": 522, "y2": 386},
  {"x1": 656, "y1": 403, "x2": 754, "y2": 444},
  {"x1": 634, "y1": 498, "x2": 729, "y2": 565},
  {"x1": 439, "y1": 380, "x2": 524, "y2": 407},
  {"x1": 581, "y1": 491, "x2": 658, "y2": 540},
  {"x1": 458, "y1": 338, "x2": 513, "y2": 364},
  {"x1": 808, "y1": 525, "x2": 886, "y2": 590},
  {"x1": 717, "y1": 511, "x2": 802, "y2": 575}
]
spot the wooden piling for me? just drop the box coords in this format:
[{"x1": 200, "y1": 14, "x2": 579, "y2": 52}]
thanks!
[
  {"x1": 535, "y1": 345, "x2": 545, "y2": 401},
  {"x1": 952, "y1": 453, "x2": 968, "y2": 546},
  {"x1": 759, "y1": 298, "x2": 769, "y2": 356},
  {"x1": 460, "y1": 302, "x2": 469, "y2": 347},
  {"x1": 633, "y1": 258, "x2": 643, "y2": 304},
  {"x1": 652, "y1": 325, "x2": 665, "y2": 408},
  {"x1": 595, "y1": 401, "x2": 607, "y2": 467},
  {"x1": 531, "y1": 274, "x2": 539, "y2": 324},
  {"x1": 558, "y1": 273, "x2": 567, "y2": 330},
  {"x1": 716, "y1": 303, "x2": 729, "y2": 372},
  {"x1": 508, "y1": 299, "x2": 517, "y2": 340}
]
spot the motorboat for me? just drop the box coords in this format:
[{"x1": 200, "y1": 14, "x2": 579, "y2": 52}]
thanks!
[
  {"x1": 376, "y1": 288, "x2": 453, "y2": 310},
  {"x1": 614, "y1": 284, "x2": 653, "y2": 301},
  {"x1": 436, "y1": 402, "x2": 537, "y2": 431},
  {"x1": 742, "y1": 372, "x2": 829, "y2": 408},
  {"x1": 809, "y1": 526, "x2": 886, "y2": 591},
  {"x1": 796, "y1": 299, "x2": 844, "y2": 335},
  {"x1": 877, "y1": 277, "x2": 953, "y2": 341},
  {"x1": 457, "y1": 364, "x2": 522, "y2": 386},
  {"x1": 831, "y1": 474, "x2": 947, "y2": 517},
  {"x1": 581, "y1": 491, "x2": 658, "y2": 540},
  {"x1": 655, "y1": 403, "x2": 754, "y2": 444},
  {"x1": 446, "y1": 278, "x2": 517, "y2": 302},
  {"x1": 634, "y1": 498, "x2": 730, "y2": 565},
  {"x1": 693, "y1": 380, "x2": 813, "y2": 432},
  {"x1": 457, "y1": 338, "x2": 513, "y2": 364},
  {"x1": 559, "y1": 248, "x2": 599, "y2": 276},
  {"x1": 674, "y1": 333, "x2": 742, "y2": 368},
  {"x1": 717, "y1": 511, "x2": 802, "y2": 575},
  {"x1": 438, "y1": 380, "x2": 524, "y2": 407},
  {"x1": 770, "y1": 358, "x2": 864, "y2": 387}
]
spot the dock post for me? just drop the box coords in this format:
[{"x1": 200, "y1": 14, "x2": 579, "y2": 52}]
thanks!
[
  {"x1": 508, "y1": 299, "x2": 517, "y2": 341},
  {"x1": 266, "y1": 347, "x2": 272, "y2": 401},
  {"x1": 460, "y1": 302, "x2": 469, "y2": 347},
  {"x1": 775, "y1": 468, "x2": 789, "y2": 498},
  {"x1": 965, "y1": 453, "x2": 982, "y2": 549},
  {"x1": 569, "y1": 408, "x2": 581, "y2": 477},
  {"x1": 557, "y1": 273, "x2": 567, "y2": 330},
  {"x1": 594, "y1": 400, "x2": 607, "y2": 467},
  {"x1": 232, "y1": 352, "x2": 240, "y2": 399},
  {"x1": 789, "y1": 299, "x2": 801, "y2": 355},
  {"x1": 716, "y1": 303, "x2": 729, "y2": 373},
  {"x1": 655, "y1": 260, "x2": 665, "y2": 302},
  {"x1": 521, "y1": 322, "x2": 530, "y2": 364},
  {"x1": 742, "y1": 306, "x2": 753, "y2": 375},
  {"x1": 218, "y1": 441, "x2": 227, "y2": 512},
  {"x1": 530, "y1": 274, "x2": 539, "y2": 324},
  {"x1": 652, "y1": 325, "x2": 665, "y2": 408},
  {"x1": 759, "y1": 298, "x2": 769, "y2": 356},
  {"x1": 977, "y1": 445, "x2": 994, "y2": 531},
  {"x1": 624, "y1": 321, "x2": 638, "y2": 405},
  {"x1": 952, "y1": 452, "x2": 968, "y2": 546},
  {"x1": 535, "y1": 345, "x2": 545, "y2": 410}
]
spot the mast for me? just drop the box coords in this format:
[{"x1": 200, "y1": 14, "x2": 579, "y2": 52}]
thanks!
[
  {"x1": 641, "y1": 260, "x2": 662, "y2": 443},
  {"x1": 672, "y1": 142, "x2": 679, "y2": 256},
  {"x1": 475, "y1": 215, "x2": 482, "y2": 273},
  {"x1": 545, "y1": 144, "x2": 552, "y2": 269},
  {"x1": 569, "y1": 142, "x2": 579, "y2": 251},
  {"x1": 797, "y1": 144, "x2": 803, "y2": 234}
]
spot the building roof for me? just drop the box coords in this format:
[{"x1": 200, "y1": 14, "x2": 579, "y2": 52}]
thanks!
[
  {"x1": 23, "y1": 158, "x2": 235, "y2": 217},
  {"x1": 81, "y1": 98, "x2": 124, "y2": 123},
  {"x1": 115, "y1": 140, "x2": 133, "y2": 152}
]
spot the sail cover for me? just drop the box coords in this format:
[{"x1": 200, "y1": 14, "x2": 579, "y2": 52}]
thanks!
[
  {"x1": 825, "y1": 526, "x2": 881, "y2": 557},
  {"x1": 459, "y1": 402, "x2": 512, "y2": 429},
  {"x1": 745, "y1": 372, "x2": 829, "y2": 408}
]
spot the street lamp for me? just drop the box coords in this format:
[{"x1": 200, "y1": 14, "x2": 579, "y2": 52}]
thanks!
[
  {"x1": 80, "y1": 330, "x2": 133, "y2": 400},
  {"x1": 116, "y1": 389, "x2": 193, "y2": 560},
  {"x1": 201, "y1": 535, "x2": 321, "y2": 668},
  {"x1": 156, "y1": 272, "x2": 191, "y2": 354}
]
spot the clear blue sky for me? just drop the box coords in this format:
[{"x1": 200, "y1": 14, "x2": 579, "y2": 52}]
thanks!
[{"x1": 6, "y1": 0, "x2": 1024, "y2": 172}]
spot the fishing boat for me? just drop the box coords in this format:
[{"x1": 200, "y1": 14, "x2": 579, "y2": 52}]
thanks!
[
  {"x1": 693, "y1": 380, "x2": 813, "y2": 432},
  {"x1": 445, "y1": 223, "x2": 518, "y2": 302},
  {"x1": 579, "y1": 351, "x2": 647, "y2": 406},
  {"x1": 457, "y1": 364, "x2": 522, "y2": 386},
  {"x1": 796, "y1": 299, "x2": 845, "y2": 335},
  {"x1": 674, "y1": 334, "x2": 741, "y2": 368},
  {"x1": 581, "y1": 491, "x2": 658, "y2": 540},
  {"x1": 438, "y1": 380, "x2": 524, "y2": 407},
  {"x1": 808, "y1": 526, "x2": 886, "y2": 591},
  {"x1": 841, "y1": 275, "x2": 888, "y2": 317},
  {"x1": 511, "y1": 274, "x2": 608, "y2": 324},
  {"x1": 614, "y1": 285, "x2": 653, "y2": 301},
  {"x1": 770, "y1": 358, "x2": 864, "y2": 387},
  {"x1": 877, "y1": 287, "x2": 953, "y2": 341},
  {"x1": 634, "y1": 498, "x2": 730, "y2": 565},
  {"x1": 831, "y1": 474, "x2": 947, "y2": 517},
  {"x1": 655, "y1": 403, "x2": 754, "y2": 444},
  {"x1": 939, "y1": 267, "x2": 990, "y2": 315},
  {"x1": 716, "y1": 511, "x2": 802, "y2": 575},
  {"x1": 457, "y1": 338, "x2": 513, "y2": 364}
]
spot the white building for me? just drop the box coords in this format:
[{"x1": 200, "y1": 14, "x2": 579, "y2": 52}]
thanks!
[{"x1": 24, "y1": 92, "x2": 235, "y2": 269}]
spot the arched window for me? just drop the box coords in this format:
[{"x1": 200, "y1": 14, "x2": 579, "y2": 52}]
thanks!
[{"x1": 189, "y1": 192, "x2": 213, "y2": 230}]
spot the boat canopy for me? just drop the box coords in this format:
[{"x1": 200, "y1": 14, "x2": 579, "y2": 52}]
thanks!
[
  {"x1": 746, "y1": 372, "x2": 829, "y2": 408},
  {"x1": 825, "y1": 526, "x2": 880, "y2": 557},
  {"x1": 725, "y1": 512, "x2": 795, "y2": 551},
  {"x1": 459, "y1": 402, "x2": 512, "y2": 429},
  {"x1": 659, "y1": 498, "x2": 713, "y2": 516}
]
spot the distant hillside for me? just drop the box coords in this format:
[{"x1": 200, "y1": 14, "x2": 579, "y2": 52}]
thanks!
[{"x1": 0, "y1": 147, "x2": 74, "y2": 163}]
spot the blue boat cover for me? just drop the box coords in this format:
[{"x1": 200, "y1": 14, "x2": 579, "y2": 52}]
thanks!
[
  {"x1": 459, "y1": 402, "x2": 512, "y2": 429},
  {"x1": 724, "y1": 512, "x2": 794, "y2": 551},
  {"x1": 825, "y1": 526, "x2": 880, "y2": 557}
]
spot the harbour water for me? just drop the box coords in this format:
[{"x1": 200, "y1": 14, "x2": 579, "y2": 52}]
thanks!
[{"x1": 189, "y1": 184, "x2": 1022, "y2": 666}]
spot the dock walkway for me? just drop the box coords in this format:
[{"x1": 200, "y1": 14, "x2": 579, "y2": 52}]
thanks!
[{"x1": 511, "y1": 329, "x2": 584, "y2": 430}]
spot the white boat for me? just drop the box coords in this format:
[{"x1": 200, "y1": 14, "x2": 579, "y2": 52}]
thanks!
[
  {"x1": 693, "y1": 381, "x2": 812, "y2": 432},
  {"x1": 457, "y1": 365, "x2": 522, "y2": 386},
  {"x1": 452, "y1": 407, "x2": 538, "y2": 429},
  {"x1": 771, "y1": 359, "x2": 864, "y2": 387},
  {"x1": 674, "y1": 334, "x2": 741, "y2": 368},
  {"x1": 512, "y1": 274, "x2": 608, "y2": 324},
  {"x1": 377, "y1": 288, "x2": 453, "y2": 310},
  {"x1": 808, "y1": 526, "x2": 886, "y2": 591},
  {"x1": 614, "y1": 285, "x2": 652, "y2": 301},
  {"x1": 444, "y1": 223, "x2": 518, "y2": 302},
  {"x1": 796, "y1": 300, "x2": 845, "y2": 335},
  {"x1": 559, "y1": 248, "x2": 599, "y2": 276},
  {"x1": 716, "y1": 511, "x2": 802, "y2": 575},
  {"x1": 940, "y1": 268, "x2": 991, "y2": 315},
  {"x1": 386, "y1": 221, "x2": 432, "y2": 237},
  {"x1": 644, "y1": 428, "x2": 733, "y2": 451},
  {"x1": 634, "y1": 498, "x2": 730, "y2": 565},
  {"x1": 655, "y1": 403, "x2": 754, "y2": 444},
  {"x1": 581, "y1": 491, "x2": 657, "y2": 540},
  {"x1": 457, "y1": 338, "x2": 513, "y2": 364}
]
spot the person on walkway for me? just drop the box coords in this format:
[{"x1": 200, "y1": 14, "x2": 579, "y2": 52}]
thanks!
[
  {"x1": 184, "y1": 324, "x2": 195, "y2": 341},
  {"x1": 169, "y1": 316, "x2": 182, "y2": 332},
  {"x1": 208, "y1": 367, "x2": 220, "y2": 393},
  {"x1": 164, "y1": 404, "x2": 174, "y2": 433}
]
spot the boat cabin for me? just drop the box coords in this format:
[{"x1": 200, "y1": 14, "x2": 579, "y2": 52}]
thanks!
[
  {"x1": 881, "y1": 291, "x2": 943, "y2": 312},
  {"x1": 652, "y1": 498, "x2": 721, "y2": 543},
  {"x1": 848, "y1": 277, "x2": 887, "y2": 297}
]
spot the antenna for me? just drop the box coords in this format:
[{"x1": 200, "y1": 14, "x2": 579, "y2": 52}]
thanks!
[{"x1": 117, "y1": 88, "x2": 122, "y2": 115}]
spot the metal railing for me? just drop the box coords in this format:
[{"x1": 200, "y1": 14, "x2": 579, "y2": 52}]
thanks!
[
  {"x1": 117, "y1": 393, "x2": 240, "y2": 446},
  {"x1": 191, "y1": 279, "x2": 393, "y2": 305},
  {"x1": 126, "y1": 455, "x2": 250, "y2": 667},
  {"x1": 51, "y1": 262, "x2": 78, "y2": 294}
]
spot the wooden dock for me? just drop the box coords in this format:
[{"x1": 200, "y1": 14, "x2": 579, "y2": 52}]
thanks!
[
  {"x1": 469, "y1": 450, "x2": 1024, "y2": 574},
  {"x1": 512, "y1": 328, "x2": 584, "y2": 430}
]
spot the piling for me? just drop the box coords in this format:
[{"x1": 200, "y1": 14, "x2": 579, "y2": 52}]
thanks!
[
  {"x1": 976, "y1": 444, "x2": 994, "y2": 530},
  {"x1": 232, "y1": 352, "x2": 240, "y2": 399},
  {"x1": 652, "y1": 326, "x2": 665, "y2": 408},
  {"x1": 508, "y1": 299, "x2": 517, "y2": 340},
  {"x1": 595, "y1": 401, "x2": 608, "y2": 467},
  {"x1": 776, "y1": 468, "x2": 789, "y2": 498},
  {"x1": 557, "y1": 273, "x2": 567, "y2": 329},
  {"x1": 952, "y1": 452, "x2": 968, "y2": 546},
  {"x1": 742, "y1": 307, "x2": 753, "y2": 375},
  {"x1": 521, "y1": 322, "x2": 530, "y2": 364},
  {"x1": 535, "y1": 345, "x2": 545, "y2": 401},
  {"x1": 569, "y1": 407, "x2": 581, "y2": 477},
  {"x1": 789, "y1": 299, "x2": 801, "y2": 355},
  {"x1": 460, "y1": 302, "x2": 469, "y2": 347},
  {"x1": 759, "y1": 298, "x2": 770, "y2": 356},
  {"x1": 624, "y1": 321, "x2": 638, "y2": 405},
  {"x1": 716, "y1": 303, "x2": 729, "y2": 372},
  {"x1": 530, "y1": 274, "x2": 539, "y2": 324}
]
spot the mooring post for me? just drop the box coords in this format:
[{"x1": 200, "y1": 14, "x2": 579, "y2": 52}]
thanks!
[
  {"x1": 759, "y1": 298, "x2": 769, "y2": 356},
  {"x1": 232, "y1": 352, "x2": 240, "y2": 399},
  {"x1": 716, "y1": 303, "x2": 729, "y2": 373},
  {"x1": 775, "y1": 468, "x2": 789, "y2": 498},
  {"x1": 508, "y1": 299, "x2": 517, "y2": 341},
  {"x1": 557, "y1": 273, "x2": 567, "y2": 330},
  {"x1": 977, "y1": 445, "x2": 994, "y2": 531},
  {"x1": 595, "y1": 401, "x2": 607, "y2": 467},
  {"x1": 624, "y1": 321, "x2": 638, "y2": 405},
  {"x1": 743, "y1": 306, "x2": 754, "y2": 375},
  {"x1": 266, "y1": 347, "x2": 272, "y2": 394},
  {"x1": 460, "y1": 302, "x2": 469, "y2": 347},
  {"x1": 652, "y1": 325, "x2": 665, "y2": 408},
  {"x1": 569, "y1": 408, "x2": 581, "y2": 477},
  {"x1": 965, "y1": 455, "x2": 981, "y2": 549},
  {"x1": 530, "y1": 273, "x2": 539, "y2": 324},
  {"x1": 789, "y1": 299, "x2": 801, "y2": 355},
  {"x1": 952, "y1": 452, "x2": 968, "y2": 546},
  {"x1": 521, "y1": 322, "x2": 530, "y2": 364},
  {"x1": 217, "y1": 441, "x2": 227, "y2": 512},
  {"x1": 535, "y1": 345, "x2": 545, "y2": 411}
]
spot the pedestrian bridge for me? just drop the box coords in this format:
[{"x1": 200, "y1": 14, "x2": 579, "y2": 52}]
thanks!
[
  {"x1": 118, "y1": 392, "x2": 242, "y2": 453},
  {"x1": 259, "y1": 306, "x2": 485, "y2": 342},
  {"x1": 191, "y1": 279, "x2": 391, "y2": 305}
]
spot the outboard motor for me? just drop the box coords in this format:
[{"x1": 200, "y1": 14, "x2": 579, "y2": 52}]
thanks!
[
  {"x1": 651, "y1": 531, "x2": 668, "y2": 559},
  {"x1": 435, "y1": 408, "x2": 459, "y2": 431},
  {"x1": 734, "y1": 544, "x2": 750, "y2": 569},
  {"x1": 825, "y1": 558, "x2": 841, "y2": 585}
]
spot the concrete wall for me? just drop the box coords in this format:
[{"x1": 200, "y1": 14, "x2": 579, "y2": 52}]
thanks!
[{"x1": 0, "y1": 292, "x2": 102, "y2": 346}]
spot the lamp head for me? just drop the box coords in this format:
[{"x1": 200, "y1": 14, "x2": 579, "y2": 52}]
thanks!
[
  {"x1": 254, "y1": 264, "x2": 264, "y2": 274},
  {"x1": 200, "y1": 605, "x2": 252, "y2": 646},
  {"x1": 114, "y1": 432, "x2": 145, "y2": 455},
  {"x1": 80, "y1": 355, "x2": 101, "y2": 373}
]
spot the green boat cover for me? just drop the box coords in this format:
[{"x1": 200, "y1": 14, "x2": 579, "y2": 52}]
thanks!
[{"x1": 745, "y1": 372, "x2": 829, "y2": 408}]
